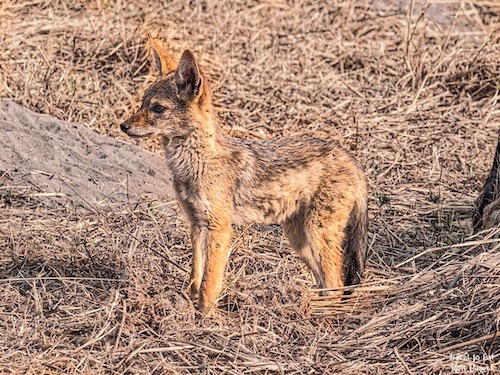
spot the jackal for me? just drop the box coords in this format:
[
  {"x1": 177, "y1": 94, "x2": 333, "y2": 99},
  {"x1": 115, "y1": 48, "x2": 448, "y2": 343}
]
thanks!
[
  {"x1": 120, "y1": 37, "x2": 368, "y2": 315},
  {"x1": 473, "y1": 132, "x2": 500, "y2": 232}
]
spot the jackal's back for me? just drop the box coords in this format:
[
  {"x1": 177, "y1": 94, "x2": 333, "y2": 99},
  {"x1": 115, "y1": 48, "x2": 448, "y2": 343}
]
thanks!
[{"x1": 228, "y1": 137, "x2": 366, "y2": 228}]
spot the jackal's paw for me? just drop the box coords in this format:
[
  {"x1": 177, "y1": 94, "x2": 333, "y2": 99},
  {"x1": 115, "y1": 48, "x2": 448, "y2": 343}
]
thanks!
[
  {"x1": 189, "y1": 283, "x2": 200, "y2": 301},
  {"x1": 197, "y1": 298, "x2": 217, "y2": 316},
  {"x1": 319, "y1": 289, "x2": 343, "y2": 300}
]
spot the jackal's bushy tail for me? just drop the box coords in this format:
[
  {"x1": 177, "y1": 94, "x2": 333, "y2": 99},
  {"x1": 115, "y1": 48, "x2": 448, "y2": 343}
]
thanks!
[
  {"x1": 343, "y1": 194, "x2": 368, "y2": 286},
  {"x1": 473, "y1": 132, "x2": 500, "y2": 233}
]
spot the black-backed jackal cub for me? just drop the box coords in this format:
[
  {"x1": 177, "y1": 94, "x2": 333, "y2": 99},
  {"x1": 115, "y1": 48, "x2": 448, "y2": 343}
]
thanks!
[{"x1": 120, "y1": 37, "x2": 368, "y2": 315}]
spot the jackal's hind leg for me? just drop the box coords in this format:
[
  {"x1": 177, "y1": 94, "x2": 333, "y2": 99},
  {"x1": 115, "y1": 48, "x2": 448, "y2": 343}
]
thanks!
[
  {"x1": 283, "y1": 212, "x2": 328, "y2": 291},
  {"x1": 307, "y1": 200, "x2": 353, "y2": 295},
  {"x1": 284, "y1": 205, "x2": 350, "y2": 296},
  {"x1": 307, "y1": 223, "x2": 346, "y2": 295}
]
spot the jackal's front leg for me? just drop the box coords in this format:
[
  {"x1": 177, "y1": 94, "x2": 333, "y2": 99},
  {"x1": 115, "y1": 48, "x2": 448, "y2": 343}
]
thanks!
[
  {"x1": 198, "y1": 221, "x2": 233, "y2": 315},
  {"x1": 189, "y1": 225, "x2": 207, "y2": 301}
]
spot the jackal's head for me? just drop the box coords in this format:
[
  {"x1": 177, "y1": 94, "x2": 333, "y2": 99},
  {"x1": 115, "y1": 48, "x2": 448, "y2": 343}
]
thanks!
[{"x1": 120, "y1": 37, "x2": 213, "y2": 140}]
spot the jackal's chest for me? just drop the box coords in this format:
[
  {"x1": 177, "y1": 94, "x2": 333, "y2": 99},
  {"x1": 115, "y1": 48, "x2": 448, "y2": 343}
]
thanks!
[{"x1": 173, "y1": 180, "x2": 213, "y2": 221}]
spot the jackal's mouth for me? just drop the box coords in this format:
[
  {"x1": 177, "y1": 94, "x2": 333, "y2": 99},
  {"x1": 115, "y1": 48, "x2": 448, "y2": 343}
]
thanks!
[
  {"x1": 125, "y1": 130, "x2": 154, "y2": 138},
  {"x1": 121, "y1": 126, "x2": 155, "y2": 138}
]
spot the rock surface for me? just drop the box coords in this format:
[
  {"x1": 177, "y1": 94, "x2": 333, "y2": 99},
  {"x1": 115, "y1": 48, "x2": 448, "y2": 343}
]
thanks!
[{"x1": 0, "y1": 100, "x2": 174, "y2": 211}]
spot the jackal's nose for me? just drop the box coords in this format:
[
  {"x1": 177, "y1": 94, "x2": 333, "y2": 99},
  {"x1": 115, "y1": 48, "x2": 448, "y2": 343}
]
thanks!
[{"x1": 120, "y1": 122, "x2": 130, "y2": 133}]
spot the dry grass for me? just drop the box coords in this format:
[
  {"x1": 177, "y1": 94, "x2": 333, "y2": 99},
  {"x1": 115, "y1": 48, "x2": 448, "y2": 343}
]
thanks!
[{"x1": 1, "y1": 0, "x2": 500, "y2": 373}]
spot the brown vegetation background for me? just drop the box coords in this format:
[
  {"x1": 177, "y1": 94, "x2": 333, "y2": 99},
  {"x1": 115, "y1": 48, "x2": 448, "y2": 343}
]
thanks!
[{"x1": 0, "y1": 0, "x2": 499, "y2": 373}]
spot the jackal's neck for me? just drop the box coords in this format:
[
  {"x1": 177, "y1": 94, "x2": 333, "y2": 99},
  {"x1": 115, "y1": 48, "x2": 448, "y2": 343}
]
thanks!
[{"x1": 161, "y1": 116, "x2": 229, "y2": 182}]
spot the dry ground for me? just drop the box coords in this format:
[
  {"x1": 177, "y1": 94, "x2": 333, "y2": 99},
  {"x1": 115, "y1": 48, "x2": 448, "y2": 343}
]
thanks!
[{"x1": 0, "y1": 0, "x2": 499, "y2": 373}]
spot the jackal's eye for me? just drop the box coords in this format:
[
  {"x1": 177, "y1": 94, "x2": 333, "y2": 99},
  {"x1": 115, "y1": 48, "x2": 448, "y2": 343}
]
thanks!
[{"x1": 151, "y1": 104, "x2": 167, "y2": 114}]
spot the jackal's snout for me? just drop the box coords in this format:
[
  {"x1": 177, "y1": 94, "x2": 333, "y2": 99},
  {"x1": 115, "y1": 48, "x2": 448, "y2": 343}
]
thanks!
[{"x1": 119, "y1": 110, "x2": 154, "y2": 138}]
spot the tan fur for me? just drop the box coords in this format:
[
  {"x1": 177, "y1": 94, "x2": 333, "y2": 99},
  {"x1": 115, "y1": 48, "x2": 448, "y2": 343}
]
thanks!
[
  {"x1": 147, "y1": 35, "x2": 177, "y2": 74},
  {"x1": 120, "y1": 39, "x2": 369, "y2": 315}
]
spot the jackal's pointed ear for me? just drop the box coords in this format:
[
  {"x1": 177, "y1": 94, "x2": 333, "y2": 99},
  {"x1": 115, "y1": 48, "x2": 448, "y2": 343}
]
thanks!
[
  {"x1": 147, "y1": 36, "x2": 176, "y2": 75},
  {"x1": 175, "y1": 50, "x2": 203, "y2": 101}
]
